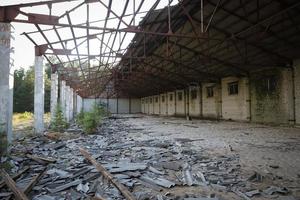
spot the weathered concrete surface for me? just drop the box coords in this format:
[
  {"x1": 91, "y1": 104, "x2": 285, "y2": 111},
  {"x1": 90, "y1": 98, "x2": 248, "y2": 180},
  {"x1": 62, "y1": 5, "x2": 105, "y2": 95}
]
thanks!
[
  {"x1": 167, "y1": 92, "x2": 176, "y2": 116},
  {"x1": 0, "y1": 23, "x2": 13, "y2": 151},
  {"x1": 153, "y1": 95, "x2": 160, "y2": 114},
  {"x1": 221, "y1": 77, "x2": 250, "y2": 121},
  {"x1": 130, "y1": 98, "x2": 141, "y2": 113},
  {"x1": 202, "y1": 83, "x2": 221, "y2": 119},
  {"x1": 65, "y1": 86, "x2": 71, "y2": 122},
  {"x1": 76, "y1": 95, "x2": 83, "y2": 113},
  {"x1": 160, "y1": 93, "x2": 167, "y2": 115},
  {"x1": 50, "y1": 73, "x2": 58, "y2": 122},
  {"x1": 125, "y1": 115, "x2": 300, "y2": 182},
  {"x1": 60, "y1": 80, "x2": 66, "y2": 117},
  {"x1": 188, "y1": 86, "x2": 201, "y2": 117},
  {"x1": 34, "y1": 56, "x2": 44, "y2": 134},
  {"x1": 69, "y1": 87, "x2": 74, "y2": 120},
  {"x1": 294, "y1": 60, "x2": 300, "y2": 126},
  {"x1": 250, "y1": 68, "x2": 294, "y2": 124},
  {"x1": 175, "y1": 90, "x2": 185, "y2": 116},
  {"x1": 82, "y1": 98, "x2": 141, "y2": 114}
]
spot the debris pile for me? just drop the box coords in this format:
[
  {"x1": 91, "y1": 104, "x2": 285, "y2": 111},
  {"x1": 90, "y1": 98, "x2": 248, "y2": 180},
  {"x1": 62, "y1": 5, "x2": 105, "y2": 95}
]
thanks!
[{"x1": 0, "y1": 117, "x2": 298, "y2": 200}]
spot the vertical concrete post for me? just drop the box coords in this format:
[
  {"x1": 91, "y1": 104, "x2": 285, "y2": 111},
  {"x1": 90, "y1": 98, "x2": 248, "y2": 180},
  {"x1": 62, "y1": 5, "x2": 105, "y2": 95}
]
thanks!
[
  {"x1": 60, "y1": 80, "x2": 66, "y2": 118},
  {"x1": 34, "y1": 56, "x2": 44, "y2": 134},
  {"x1": 50, "y1": 73, "x2": 58, "y2": 122},
  {"x1": 69, "y1": 88, "x2": 74, "y2": 121},
  {"x1": 0, "y1": 23, "x2": 13, "y2": 153},
  {"x1": 294, "y1": 60, "x2": 300, "y2": 125},
  {"x1": 65, "y1": 86, "x2": 70, "y2": 122}
]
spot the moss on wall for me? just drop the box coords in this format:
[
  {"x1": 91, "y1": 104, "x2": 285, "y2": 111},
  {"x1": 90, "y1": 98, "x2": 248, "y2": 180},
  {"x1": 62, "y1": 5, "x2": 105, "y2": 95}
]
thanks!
[{"x1": 250, "y1": 68, "x2": 289, "y2": 123}]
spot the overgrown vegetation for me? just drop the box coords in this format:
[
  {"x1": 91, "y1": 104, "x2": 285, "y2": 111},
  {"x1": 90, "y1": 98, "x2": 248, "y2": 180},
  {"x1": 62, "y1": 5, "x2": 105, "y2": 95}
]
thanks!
[
  {"x1": 50, "y1": 104, "x2": 69, "y2": 132},
  {"x1": 76, "y1": 103, "x2": 108, "y2": 134},
  {"x1": 13, "y1": 63, "x2": 51, "y2": 113}
]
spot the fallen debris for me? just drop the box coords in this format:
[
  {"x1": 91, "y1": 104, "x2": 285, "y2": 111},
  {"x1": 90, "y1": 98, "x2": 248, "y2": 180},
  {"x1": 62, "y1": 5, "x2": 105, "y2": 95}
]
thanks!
[
  {"x1": 79, "y1": 147, "x2": 137, "y2": 200},
  {"x1": 0, "y1": 169, "x2": 29, "y2": 200},
  {"x1": 1, "y1": 117, "x2": 297, "y2": 200}
]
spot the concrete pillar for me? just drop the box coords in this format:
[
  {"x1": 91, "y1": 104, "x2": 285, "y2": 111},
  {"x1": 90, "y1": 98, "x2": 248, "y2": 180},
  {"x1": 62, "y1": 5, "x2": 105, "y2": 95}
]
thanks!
[
  {"x1": 294, "y1": 60, "x2": 300, "y2": 125},
  {"x1": 69, "y1": 87, "x2": 74, "y2": 121},
  {"x1": 60, "y1": 80, "x2": 66, "y2": 117},
  {"x1": 65, "y1": 86, "x2": 70, "y2": 122},
  {"x1": 34, "y1": 56, "x2": 44, "y2": 134},
  {"x1": 50, "y1": 73, "x2": 58, "y2": 122},
  {"x1": 0, "y1": 23, "x2": 13, "y2": 153}
]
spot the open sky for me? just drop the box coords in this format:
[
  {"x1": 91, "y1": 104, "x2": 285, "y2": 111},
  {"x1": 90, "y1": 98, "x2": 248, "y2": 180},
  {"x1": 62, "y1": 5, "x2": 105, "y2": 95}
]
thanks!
[{"x1": 1, "y1": 0, "x2": 178, "y2": 71}]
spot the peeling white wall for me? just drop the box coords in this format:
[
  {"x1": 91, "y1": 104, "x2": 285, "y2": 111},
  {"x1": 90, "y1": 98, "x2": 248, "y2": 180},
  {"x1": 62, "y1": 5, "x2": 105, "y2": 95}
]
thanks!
[
  {"x1": 160, "y1": 93, "x2": 168, "y2": 115},
  {"x1": 167, "y1": 92, "x2": 176, "y2": 116},
  {"x1": 144, "y1": 97, "x2": 149, "y2": 114},
  {"x1": 294, "y1": 60, "x2": 300, "y2": 125},
  {"x1": 222, "y1": 77, "x2": 250, "y2": 121},
  {"x1": 141, "y1": 98, "x2": 145, "y2": 113},
  {"x1": 148, "y1": 96, "x2": 154, "y2": 114},
  {"x1": 83, "y1": 98, "x2": 140, "y2": 114},
  {"x1": 175, "y1": 90, "x2": 185, "y2": 116},
  {"x1": 189, "y1": 86, "x2": 201, "y2": 117},
  {"x1": 153, "y1": 95, "x2": 160, "y2": 114},
  {"x1": 202, "y1": 83, "x2": 221, "y2": 119}
]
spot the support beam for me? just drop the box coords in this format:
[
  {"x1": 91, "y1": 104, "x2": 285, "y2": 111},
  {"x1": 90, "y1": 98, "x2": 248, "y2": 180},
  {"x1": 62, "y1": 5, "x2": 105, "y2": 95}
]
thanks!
[
  {"x1": 50, "y1": 72, "x2": 58, "y2": 122},
  {"x1": 34, "y1": 56, "x2": 44, "y2": 134},
  {"x1": 0, "y1": 23, "x2": 13, "y2": 154}
]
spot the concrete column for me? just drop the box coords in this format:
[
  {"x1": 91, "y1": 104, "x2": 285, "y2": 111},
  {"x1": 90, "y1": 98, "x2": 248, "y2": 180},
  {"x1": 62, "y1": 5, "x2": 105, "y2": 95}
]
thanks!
[
  {"x1": 65, "y1": 86, "x2": 70, "y2": 122},
  {"x1": 76, "y1": 95, "x2": 83, "y2": 113},
  {"x1": 50, "y1": 73, "x2": 58, "y2": 122},
  {"x1": 60, "y1": 80, "x2": 66, "y2": 117},
  {"x1": 0, "y1": 23, "x2": 13, "y2": 153},
  {"x1": 69, "y1": 88, "x2": 74, "y2": 121},
  {"x1": 294, "y1": 60, "x2": 300, "y2": 125},
  {"x1": 34, "y1": 56, "x2": 44, "y2": 134}
]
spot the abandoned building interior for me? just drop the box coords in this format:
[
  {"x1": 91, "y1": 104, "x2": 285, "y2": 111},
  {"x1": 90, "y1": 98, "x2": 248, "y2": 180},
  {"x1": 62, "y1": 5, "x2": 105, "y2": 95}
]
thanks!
[{"x1": 0, "y1": 0, "x2": 300, "y2": 199}]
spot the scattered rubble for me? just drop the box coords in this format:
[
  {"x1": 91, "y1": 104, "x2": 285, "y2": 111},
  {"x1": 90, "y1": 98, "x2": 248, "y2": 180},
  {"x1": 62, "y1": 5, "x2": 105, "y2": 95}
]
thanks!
[{"x1": 0, "y1": 116, "x2": 299, "y2": 199}]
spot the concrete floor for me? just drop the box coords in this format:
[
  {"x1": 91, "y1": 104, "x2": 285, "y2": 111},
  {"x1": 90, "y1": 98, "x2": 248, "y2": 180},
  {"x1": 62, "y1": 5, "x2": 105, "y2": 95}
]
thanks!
[{"x1": 121, "y1": 114, "x2": 300, "y2": 197}]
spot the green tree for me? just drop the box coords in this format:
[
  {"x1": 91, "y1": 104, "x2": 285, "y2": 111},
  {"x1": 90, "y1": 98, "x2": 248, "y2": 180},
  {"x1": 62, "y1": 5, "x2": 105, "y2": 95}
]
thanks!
[{"x1": 13, "y1": 65, "x2": 51, "y2": 113}]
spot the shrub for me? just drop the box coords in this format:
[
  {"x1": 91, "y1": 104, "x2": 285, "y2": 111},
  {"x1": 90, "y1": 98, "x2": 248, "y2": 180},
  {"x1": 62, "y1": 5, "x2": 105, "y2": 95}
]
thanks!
[
  {"x1": 50, "y1": 103, "x2": 69, "y2": 132},
  {"x1": 76, "y1": 103, "x2": 108, "y2": 134}
]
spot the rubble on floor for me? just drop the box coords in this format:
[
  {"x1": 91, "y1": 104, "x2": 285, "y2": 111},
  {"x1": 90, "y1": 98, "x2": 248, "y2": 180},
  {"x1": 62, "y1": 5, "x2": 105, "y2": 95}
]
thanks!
[{"x1": 0, "y1": 116, "x2": 298, "y2": 200}]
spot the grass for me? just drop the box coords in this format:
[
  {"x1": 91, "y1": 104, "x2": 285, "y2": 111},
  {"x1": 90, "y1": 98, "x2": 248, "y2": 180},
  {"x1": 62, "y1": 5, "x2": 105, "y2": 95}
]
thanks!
[{"x1": 13, "y1": 112, "x2": 50, "y2": 138}]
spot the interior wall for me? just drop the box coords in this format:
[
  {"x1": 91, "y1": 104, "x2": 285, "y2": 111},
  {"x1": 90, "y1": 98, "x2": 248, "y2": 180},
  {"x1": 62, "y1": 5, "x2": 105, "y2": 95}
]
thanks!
[
  {"x1": 221, "y1": 77, "x2": 250, "y2": 121},
  {"x1": 202, "y1": 83, "x2": 221, "y2": 119},
  {"x1": 153, "y1": 95, "x2": 160, "y2": 114},
  {"x1": 167, "y1": 92, "x2": 176, "y2": 116},
  {"x1": 175, "y1": 90, "x2": 185, "y2": 116},
  {"x1": 83, "y1": 98, "x2": 140, "y2": 114},
  {"x1": 144, "y1": 97, "x2": 148, "y2": 114},
  {"x1": 189, "y1": 86, "x2": 201, "y2": 117},
  {"x1": 148, "y1": 96, "x2": 154, "y2": 114},
  {"x1": 131, "y1": 98, "x2": 141, "y2": 113},
  {"x1": 250, "y1": 68, "x2": 294, "y2": 124},
  {"x1": 141, "y1": 98, "x2": 145, "y2": 113},
  {"x1": 160, "y1": 93, "x2": 168, "y2": 115},
  {"x1": 118, "y1": 98, "x2": 129, "y2": 114},
  {"x1": 294, "y1": 60, "x2": 300, "y2": 125}
]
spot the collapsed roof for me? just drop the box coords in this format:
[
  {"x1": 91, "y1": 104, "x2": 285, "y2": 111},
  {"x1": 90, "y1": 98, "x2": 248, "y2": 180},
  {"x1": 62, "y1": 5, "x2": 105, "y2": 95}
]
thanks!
[{"x1": 1, "y1": 0, "x2": 300, "y2": 98}]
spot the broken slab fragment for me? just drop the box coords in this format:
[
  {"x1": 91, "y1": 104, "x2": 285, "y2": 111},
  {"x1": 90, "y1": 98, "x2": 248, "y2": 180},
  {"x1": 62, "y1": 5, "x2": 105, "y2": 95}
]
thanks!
[
  {"x1": 182, "y1": 163, "x2": 194, "y2": 186},
  {"x1": 47, "y1": 179, "x2": 82, "y2": 193},
  {"x1": 140, "y1": 175, "x2": 176, "y2": 188},
  {"x1": 245, "y1": 189, "x2": 260, "y2": 197},
  {"x1": 263, "y1": 186, "x2": 288, "y2": 195}
]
